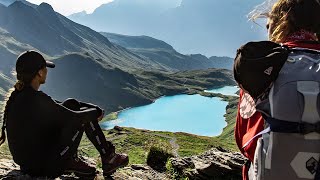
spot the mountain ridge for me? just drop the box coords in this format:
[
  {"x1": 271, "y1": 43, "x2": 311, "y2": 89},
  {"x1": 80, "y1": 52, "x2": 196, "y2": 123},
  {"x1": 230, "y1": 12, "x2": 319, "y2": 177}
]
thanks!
[
  {"x1": 0, "y1": 1, "x2": 171, "y2": 73},
  {"x1": 102, "y1": 32, "x2": 234, "y2": 71},
  {"x1": 0, "y1": 0, "x2": 35, "y2": 7},
  {"x1": 42, "y1": 52, "x2": 235, "y2": 113},
  {"x1": 69, "y1": 0, "x2": 266, "y2": 57},
  {"x1": 104, "y1": 32, "x2": 175, "y2": 51}
]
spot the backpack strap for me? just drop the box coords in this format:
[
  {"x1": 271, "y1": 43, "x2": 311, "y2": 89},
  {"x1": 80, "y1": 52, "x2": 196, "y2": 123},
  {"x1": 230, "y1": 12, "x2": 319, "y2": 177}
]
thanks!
[
  {"x1": 264, "y1": 116, "x2": 320, "y2": 134},
  {"x1": 242, "y1": 127, "x2": 270, "y2": 149}
]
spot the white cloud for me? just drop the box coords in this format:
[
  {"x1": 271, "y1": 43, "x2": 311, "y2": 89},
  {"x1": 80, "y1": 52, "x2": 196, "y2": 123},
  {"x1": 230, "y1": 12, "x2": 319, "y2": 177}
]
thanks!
[{"x1": 27, "y1": 0, "x2": 113, "y2": 16}]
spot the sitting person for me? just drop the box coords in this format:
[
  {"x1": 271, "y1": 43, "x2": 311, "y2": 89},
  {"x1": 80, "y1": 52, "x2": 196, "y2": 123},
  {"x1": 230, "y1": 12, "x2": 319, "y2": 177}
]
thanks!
[{"x1": 0, "y1": 50, "x2": 129, "y2": 177}]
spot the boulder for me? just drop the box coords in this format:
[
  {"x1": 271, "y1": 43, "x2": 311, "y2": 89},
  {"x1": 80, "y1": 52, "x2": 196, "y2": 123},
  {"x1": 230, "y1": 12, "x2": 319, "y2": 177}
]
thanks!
[{"x1": 169, "y1": 148, "x2": 247, "y2": 180}]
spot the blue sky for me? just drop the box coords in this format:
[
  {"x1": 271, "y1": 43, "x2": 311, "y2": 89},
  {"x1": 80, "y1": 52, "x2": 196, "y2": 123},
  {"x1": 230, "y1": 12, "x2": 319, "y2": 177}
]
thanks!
[{"x1": 27, "y1": 0, "x2": 114, "y2": 15}]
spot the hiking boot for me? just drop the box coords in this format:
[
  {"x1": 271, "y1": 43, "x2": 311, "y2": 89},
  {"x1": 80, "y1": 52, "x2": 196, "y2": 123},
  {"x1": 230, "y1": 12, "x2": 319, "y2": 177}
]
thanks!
[
  {"x1": 102, "y1": 153, "x2": 129, "y2": 176},
  {"x1": 64, "y1": 155, "x2": 97, "y2": 177}
]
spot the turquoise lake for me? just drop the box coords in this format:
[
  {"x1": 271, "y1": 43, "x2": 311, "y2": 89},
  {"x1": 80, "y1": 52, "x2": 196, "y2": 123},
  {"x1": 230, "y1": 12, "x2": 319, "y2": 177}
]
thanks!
[{"x1": 101, "y1": 86, "x2": 239, "y2": 137}]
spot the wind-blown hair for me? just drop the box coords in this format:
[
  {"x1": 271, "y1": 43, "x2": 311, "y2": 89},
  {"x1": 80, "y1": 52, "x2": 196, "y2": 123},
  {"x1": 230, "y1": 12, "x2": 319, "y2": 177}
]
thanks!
[
  {"x1": 249, "y1": 0, "x2": 320, "y2": 42},
  {"x1": 248, "y1": 0, "x2": 278, "y2": 20}
]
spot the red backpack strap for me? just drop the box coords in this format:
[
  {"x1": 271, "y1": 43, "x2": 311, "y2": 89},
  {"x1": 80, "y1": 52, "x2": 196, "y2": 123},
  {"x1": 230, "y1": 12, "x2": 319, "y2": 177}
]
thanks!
[
  {"x1": 235, "y1": 89, "x2": 265, "y2": 162},
  {"x1": 242, "y1": 160, "x2": 251, "y2": 180}
]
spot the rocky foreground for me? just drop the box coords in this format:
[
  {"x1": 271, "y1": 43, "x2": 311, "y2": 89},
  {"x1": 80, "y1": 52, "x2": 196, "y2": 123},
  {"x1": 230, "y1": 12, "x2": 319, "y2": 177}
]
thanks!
[
  {"x1": 169, "y1": 148, "x2": 246, "y2": 180},
  {"x1": 0, "y1": 148, "x2": 245, "y2": 180}
]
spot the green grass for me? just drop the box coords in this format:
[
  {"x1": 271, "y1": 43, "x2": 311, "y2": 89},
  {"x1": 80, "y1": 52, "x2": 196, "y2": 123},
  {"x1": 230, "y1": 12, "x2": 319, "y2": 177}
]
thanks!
[
  {"x1": 100, "y1": 112, "x2": 118, "y2": 122},
  {"x1": 175, "y1": 133, "x2": 236, "y2": 157},
  {"x1": 77, "y1": 128, "x2": 172, "y2": 166},
  {"x1": 217, "y1": 96, "x2": 238, "y2": 149}
]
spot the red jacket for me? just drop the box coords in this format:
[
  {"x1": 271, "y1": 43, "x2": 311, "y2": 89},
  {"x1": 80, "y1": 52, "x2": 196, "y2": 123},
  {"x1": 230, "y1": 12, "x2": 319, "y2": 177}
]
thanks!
[{"x1": 235, "y1": 41, "x2": 320, "y2": 180}]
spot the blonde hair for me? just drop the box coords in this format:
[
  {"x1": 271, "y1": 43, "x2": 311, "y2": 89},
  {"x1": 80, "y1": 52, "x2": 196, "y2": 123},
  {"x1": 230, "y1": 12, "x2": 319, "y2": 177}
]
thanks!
[{"x1": 250, "y1": 0, "x2": 320, "y2": 43}]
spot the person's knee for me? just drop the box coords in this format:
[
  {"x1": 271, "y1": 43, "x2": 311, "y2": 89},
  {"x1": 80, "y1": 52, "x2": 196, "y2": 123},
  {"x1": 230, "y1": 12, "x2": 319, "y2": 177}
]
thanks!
[
  {"x1": 62, "y1": 98, "x2": 81, "y2": 110},
  {"x1": 64, "y1": 98, "x2": 79, "y2": 104}
]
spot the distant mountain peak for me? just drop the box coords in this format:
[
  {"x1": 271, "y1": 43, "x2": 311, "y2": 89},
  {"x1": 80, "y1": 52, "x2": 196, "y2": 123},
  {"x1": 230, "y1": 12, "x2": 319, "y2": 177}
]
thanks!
[
  {"x1": 68, "y1": 10, "x2": 88, "y2": 19},
  {"x1": 4, "y1": 0, "x2": 37, "y2": 9},
  {"x1": 78, "y1": 10, "x2": 87, "y2": 14},
  {"x1": 7, "y1": 0, "x2": 31, "y2": 10},
  {"x1": 188, "y1": 54, "x2": 209, "y2": 62},
  {"x1": 102, "y1": 32, "x2": 175, "y2": 51},
  {"x1": 0, "y1": 0, "x2": 24, "y2": 6},
  {"x1": 8, "y1": 0, "x2": 22, "y2": 7},
  {"x1": 37, "y1": 2, "x2": 55, "y2": 12}
]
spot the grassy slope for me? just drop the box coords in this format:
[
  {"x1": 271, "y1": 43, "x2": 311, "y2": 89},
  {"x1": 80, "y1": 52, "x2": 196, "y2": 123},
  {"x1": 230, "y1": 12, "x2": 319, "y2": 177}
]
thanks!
[{"x1": 217, "y1": 96, "x2": 238, "y2": 150}]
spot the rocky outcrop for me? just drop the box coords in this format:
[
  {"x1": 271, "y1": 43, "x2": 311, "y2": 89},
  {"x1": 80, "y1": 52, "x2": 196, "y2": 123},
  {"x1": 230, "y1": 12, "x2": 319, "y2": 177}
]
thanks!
[
  {"x1": 0, "y1": 159, "x2": 169, "y2": 180},
  {"x1": 0, "y1": 148, "x2": 245, "y2": 180},
  {"x1": 0, "y1": 159, "x2": 84, "y2": 179},
  {"x1": 112, "y1": 164, "x2": 170, "y2": 180},
  {"x1": 169, "y1": 148, "x2": 246, "y2": 180}
]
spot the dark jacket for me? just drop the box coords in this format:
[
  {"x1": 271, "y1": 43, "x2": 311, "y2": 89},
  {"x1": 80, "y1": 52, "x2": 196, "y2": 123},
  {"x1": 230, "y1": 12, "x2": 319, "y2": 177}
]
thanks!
[{"x1": 6, "y1": 86, "x2": 101, "y2": 176}]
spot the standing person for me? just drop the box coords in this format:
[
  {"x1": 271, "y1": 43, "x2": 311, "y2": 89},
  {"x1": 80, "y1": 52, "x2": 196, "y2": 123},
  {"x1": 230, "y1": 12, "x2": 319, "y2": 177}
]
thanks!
[
  {"x1": 0, "y1": 50, "x2": 129, "y2": 178},
  {"x1": 235, "y1": 0, "x2": 320, "y2": 179}
]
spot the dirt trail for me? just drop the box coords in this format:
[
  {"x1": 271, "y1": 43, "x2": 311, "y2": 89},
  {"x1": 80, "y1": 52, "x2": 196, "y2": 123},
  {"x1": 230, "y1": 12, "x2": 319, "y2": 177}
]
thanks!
[{"x1": 149, "y1": 133, "x2": 179, "y2": 157}]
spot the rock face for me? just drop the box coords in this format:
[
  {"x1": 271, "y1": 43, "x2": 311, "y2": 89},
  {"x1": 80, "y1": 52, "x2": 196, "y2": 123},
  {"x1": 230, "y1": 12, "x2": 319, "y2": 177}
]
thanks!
[
  {"x1": 112, "y1": 164, "x2": 170, "y2": 180},
  {"x1": 0, "y1": 159, "x2": 169, "y2": 180},
  {"x1": 0, "y1": 159, "x2": 87, "y2": 179},
  {"x1": 0, "y1": 148, "x2": 246, "y2": 180},
  {"x1": 170, "y1": 148, "x2": 246, "y2": 180}
]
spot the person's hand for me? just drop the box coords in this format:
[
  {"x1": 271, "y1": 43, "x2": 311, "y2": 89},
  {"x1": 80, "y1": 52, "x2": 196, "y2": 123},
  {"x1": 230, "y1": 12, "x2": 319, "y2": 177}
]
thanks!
[{"x1": 97, "y1": 110, "x2": 105, "y2": 122}]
